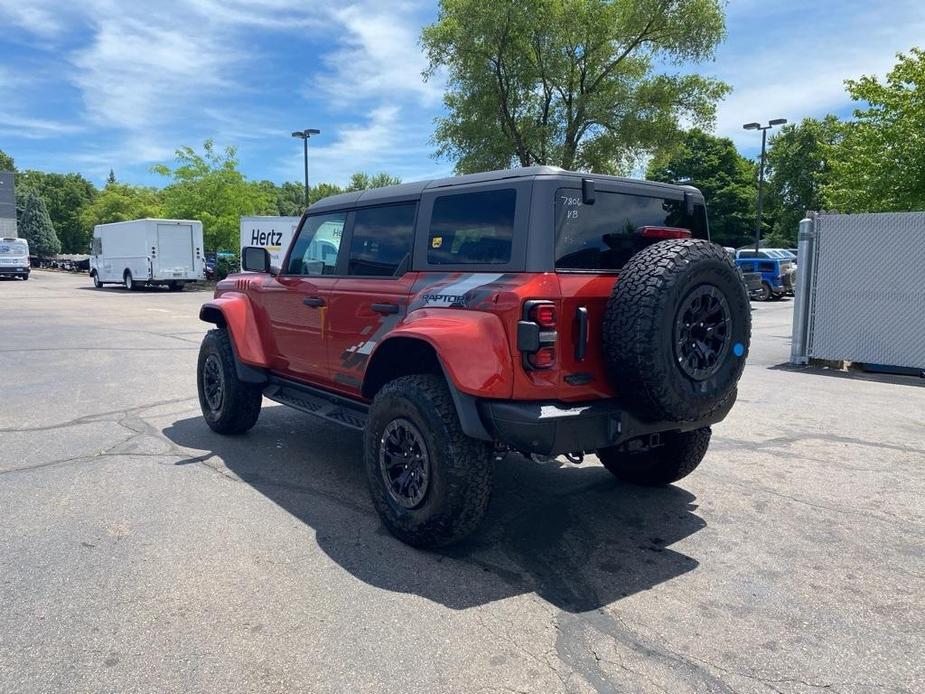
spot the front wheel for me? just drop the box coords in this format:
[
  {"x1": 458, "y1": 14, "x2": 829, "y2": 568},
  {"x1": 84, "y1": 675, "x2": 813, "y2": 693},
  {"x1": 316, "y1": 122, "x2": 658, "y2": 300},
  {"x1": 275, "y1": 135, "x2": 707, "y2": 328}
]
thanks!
[
  {"x1": 92, "y1": 272, "x2": 103, "y2": 288},
  {"x1": 197, "y1": 329, "x2": 263, "y2": 434},
  {"x1": 757, "y1": 282, "x2": 772, "y2": 301},
  {"x1": 597, "y1": 427, "x2": 711, "y2": 486},
  {"x1": 365, "y1": 374, "x2": 493, "y2": 548}
]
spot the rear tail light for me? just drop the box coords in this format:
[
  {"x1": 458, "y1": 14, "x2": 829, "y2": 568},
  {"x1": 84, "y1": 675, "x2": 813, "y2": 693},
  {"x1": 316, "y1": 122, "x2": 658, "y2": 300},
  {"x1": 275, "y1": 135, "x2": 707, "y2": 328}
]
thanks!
[
  {"x1": 528, "y1": 346, "x2": 556, "y2": 369},
  {"x1": 636, "y1": 226, "x2": 691, "y2": 240},
  {"x1": 518, "y1": 300, "x2": 557, "y2": 370},
  {"x1": 529, "y1": 303, "x2": 557, "y2": 328}
]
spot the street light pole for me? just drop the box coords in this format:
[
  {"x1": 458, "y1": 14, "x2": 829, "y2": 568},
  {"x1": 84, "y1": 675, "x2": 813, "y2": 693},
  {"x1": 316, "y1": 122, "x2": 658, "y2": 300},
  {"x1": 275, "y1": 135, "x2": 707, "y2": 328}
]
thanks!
[
  {"x1": 291, "y1": 128, "x2": 321, "y2": 210},
  {"x1": 743, "y1": 118, "x2": 787, "y2": 254}
]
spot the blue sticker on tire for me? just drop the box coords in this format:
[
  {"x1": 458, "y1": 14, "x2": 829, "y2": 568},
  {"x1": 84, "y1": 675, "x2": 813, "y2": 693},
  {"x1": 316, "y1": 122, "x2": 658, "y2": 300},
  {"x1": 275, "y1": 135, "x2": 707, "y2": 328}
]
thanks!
[{"x1": 733, "y1": 342, "x2": 745, "y2": 357}]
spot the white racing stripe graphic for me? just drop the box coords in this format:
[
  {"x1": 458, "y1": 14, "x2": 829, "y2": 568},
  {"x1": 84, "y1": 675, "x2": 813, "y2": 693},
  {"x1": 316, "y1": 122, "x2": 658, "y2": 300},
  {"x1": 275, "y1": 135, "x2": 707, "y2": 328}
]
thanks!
[{"x1": 420, "y1": 273, "x2": 505, "y2": 307}]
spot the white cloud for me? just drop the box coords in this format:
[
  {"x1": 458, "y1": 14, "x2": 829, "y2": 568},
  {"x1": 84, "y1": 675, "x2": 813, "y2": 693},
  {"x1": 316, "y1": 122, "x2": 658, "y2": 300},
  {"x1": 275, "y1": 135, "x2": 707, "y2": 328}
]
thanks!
[
  {"x1": 287, "y1": 105, "x2": 437, "y2": 183},
  {"x1": 314, "y1": 1, "x2": 443, "y2": 107},
  {"x1": 711, "y1": 0, "x2": 925, "y2": 150}
]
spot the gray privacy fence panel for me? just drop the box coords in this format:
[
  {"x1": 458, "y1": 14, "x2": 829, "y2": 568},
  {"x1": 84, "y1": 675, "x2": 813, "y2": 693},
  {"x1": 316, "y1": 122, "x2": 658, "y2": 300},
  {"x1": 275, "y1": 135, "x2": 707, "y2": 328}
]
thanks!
[{"x1": 805, "y1": 212, "x2": 925, "y2": 369}]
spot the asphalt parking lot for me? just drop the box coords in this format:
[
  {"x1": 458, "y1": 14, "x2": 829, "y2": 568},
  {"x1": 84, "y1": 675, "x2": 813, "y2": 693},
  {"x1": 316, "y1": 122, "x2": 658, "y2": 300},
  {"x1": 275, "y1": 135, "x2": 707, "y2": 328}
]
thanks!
[{"x1": 1, "y1": 270, "x2": 922, "y2": 693}]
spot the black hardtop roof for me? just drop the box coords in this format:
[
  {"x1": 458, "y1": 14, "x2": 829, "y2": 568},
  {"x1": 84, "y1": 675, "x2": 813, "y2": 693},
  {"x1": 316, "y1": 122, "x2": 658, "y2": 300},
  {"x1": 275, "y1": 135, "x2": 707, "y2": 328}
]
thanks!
[{"x1": 308, "y1": 166, "x2": 702, "y2": 213}]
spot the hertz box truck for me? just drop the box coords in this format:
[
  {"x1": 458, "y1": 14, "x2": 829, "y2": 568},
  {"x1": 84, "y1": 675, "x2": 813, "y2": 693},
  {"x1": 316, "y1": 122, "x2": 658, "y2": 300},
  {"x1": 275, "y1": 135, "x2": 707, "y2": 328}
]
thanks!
[
  {"x1": 240, "y1": 216, "x2": 300, "y2": 270},
  {"x1": 90, "y1": 218, "x2": 205, "y2": 291}
]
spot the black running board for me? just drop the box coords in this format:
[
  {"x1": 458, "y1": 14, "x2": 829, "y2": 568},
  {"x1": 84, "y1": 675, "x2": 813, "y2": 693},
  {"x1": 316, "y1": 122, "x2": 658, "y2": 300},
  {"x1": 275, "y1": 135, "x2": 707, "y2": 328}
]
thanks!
[{"x1": 263, "y1": 377, "x2": 369, "y2": 431}]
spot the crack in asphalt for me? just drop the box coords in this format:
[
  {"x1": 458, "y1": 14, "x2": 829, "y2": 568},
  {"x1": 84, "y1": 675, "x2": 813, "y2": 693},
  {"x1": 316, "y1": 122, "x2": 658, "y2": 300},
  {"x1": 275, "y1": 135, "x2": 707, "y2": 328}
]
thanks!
[{"x1": 0, "y1": 397, "x2": 197, "y2": 433}]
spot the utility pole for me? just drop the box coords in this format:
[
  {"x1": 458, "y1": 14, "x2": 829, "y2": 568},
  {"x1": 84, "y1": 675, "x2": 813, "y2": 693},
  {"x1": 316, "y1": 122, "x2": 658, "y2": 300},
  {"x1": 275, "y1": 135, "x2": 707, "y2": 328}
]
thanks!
[
  {"x1": 743, "y1": 119, "x2": 787, "y2": 253},
  {"x1": 291, "y1": 129, "x2": 321, "y2": 209}
]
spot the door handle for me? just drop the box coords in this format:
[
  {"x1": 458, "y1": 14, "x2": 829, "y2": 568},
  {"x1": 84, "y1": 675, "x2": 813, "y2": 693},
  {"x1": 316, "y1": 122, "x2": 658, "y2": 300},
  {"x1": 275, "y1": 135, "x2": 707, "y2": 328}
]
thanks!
[
  {"x1": 303, "y1": 296, "x2": 325, "y2": 308},
  {"x1": 371, "y1": 303, "x2": 400, "y2": 315}
]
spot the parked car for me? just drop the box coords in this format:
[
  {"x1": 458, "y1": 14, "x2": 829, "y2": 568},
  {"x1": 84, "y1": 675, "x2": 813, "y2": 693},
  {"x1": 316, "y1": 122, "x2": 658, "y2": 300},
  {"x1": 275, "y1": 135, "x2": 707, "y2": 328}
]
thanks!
[
  {"x1": 737, "y1": 247, "x2": 797, "y2": 262},
  {"x1": 735, "y1": 257, "x2": 796, "y2": 300},
  {"x1": 0, "y1": 237, "x2": 30, "y2": 280},
  {"x1": 196, "y1": 167, "x2": 751, "y2": 548}
]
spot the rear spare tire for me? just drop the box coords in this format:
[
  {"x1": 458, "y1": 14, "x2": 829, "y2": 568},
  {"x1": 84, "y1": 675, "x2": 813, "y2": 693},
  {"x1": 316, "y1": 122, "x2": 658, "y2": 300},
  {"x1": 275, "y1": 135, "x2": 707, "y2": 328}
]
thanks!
[{"x1": 603, "y1": 239, "x2": 750, "y2": 422}]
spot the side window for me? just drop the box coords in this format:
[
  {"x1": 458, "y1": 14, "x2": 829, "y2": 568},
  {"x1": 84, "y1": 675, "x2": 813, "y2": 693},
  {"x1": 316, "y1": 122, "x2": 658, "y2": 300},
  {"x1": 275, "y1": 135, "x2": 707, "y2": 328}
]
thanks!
[
  {"x1": 428, "y1": 188, "x2": 516, "y2": 265},
  {"x1": 91, "y1": 237, "x2": 102, "y2": 255},
  {"x1": 286, "y1": 212, "x2": 346, "y2": 275},
  {"x1": 758, "y1": 261, "x2": 776, "y2": 273},
  {"x1": 347, "y1": 203, "x2": 416, "y2": 277}
]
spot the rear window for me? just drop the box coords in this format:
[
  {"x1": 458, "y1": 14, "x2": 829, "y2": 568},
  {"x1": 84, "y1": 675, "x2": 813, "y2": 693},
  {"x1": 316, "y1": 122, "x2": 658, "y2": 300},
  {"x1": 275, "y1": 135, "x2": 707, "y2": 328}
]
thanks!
[
  {"x1": 555, "y1": 188, "x2": 708, "y2": 271},
  {"x1": 0, "y1": 240, "x2": 28, "y2": 256},
  {"x1": 428, "y1": 188, "x2": 515, "y2": 265}
]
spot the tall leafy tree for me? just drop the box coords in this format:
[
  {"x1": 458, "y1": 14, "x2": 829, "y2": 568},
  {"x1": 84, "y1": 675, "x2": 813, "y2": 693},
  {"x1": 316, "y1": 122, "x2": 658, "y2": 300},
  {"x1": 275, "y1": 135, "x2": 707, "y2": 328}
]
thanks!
[
  {"x1": 19, "y1": 188, "x2": 61, "y2": 257},
  {"x1": 79, "y1": 182, "x2": 164, "y2": 230},
  {"x1": 824, "y1": 48, "x2": 925, "y2": 212},
  {"x1": 17, "y1": 171, "x2": 97, "y2": 253},
  {"x1": 422, "y1": 0, "x2": 729, "y2": 174},
  {"x1": 0, "y1": 149, "x2": 14, "y2": 171},
  {"x1": 647, "y1": 129, "x2": 756, "y2": 247},
  {"x1": 152, "y1": 140, "x2": 275, "y2": 250},
  {"x1": 763, "y1": 116, "x2": 841, "y2": 246},
  {"x1": 346, "y1": 172, "x2": 402, "y2": 191}
]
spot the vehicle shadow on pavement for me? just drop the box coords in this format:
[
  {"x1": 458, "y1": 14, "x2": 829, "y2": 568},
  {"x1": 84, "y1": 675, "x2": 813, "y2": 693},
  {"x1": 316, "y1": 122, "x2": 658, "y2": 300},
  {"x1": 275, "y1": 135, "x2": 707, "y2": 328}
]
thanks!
[{"x1": 163, "y1": 408, "x2": 706, "y2": 613}]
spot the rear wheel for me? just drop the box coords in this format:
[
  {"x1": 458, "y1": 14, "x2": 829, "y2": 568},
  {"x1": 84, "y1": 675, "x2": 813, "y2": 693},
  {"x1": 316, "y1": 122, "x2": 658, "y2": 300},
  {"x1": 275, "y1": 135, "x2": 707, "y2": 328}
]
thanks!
[
  {"x1": 365, "y1": 374, "x2": 493, "y2": 548},
  {"x1": 124, "y1": 271, "x2": 141, "y2": 291},
  {"x1": 597, "y1": 427, "x2": 711, "y2": 486},
  {"x1": 168, "y1": 281, "x2": 184, "y2": 292},
  {"x1": 197, "y1": 329, "x2": 263, "y2": 434}
]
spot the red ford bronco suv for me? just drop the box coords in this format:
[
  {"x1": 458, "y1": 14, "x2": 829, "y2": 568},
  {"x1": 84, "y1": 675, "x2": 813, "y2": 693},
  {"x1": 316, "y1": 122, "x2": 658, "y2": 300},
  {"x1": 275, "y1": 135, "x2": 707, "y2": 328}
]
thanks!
[{"x1": 197, "y1": 167, "x2": 750, "y2": 548}]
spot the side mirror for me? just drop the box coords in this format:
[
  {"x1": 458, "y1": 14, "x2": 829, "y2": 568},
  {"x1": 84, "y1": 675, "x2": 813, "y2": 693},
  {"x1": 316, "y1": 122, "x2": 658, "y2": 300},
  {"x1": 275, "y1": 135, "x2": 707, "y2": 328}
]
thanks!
[{"x1": 242, "y1": 246, "x2": 271, "y2": 273}]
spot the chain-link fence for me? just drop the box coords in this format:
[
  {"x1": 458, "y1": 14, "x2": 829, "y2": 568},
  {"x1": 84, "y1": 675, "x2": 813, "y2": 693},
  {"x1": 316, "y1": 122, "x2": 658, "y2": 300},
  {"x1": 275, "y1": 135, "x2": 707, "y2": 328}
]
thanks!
[{"x1": 791, "y1": 211, "x2": 925, "y2": 370}]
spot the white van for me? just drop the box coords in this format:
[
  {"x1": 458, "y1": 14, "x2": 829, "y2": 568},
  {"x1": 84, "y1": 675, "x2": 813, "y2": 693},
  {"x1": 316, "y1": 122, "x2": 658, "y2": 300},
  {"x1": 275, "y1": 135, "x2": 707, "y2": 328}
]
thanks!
[
  {"x1": 90, "y1": 219, "x2": 205, "y2": 291},
  {"x1": 0, "y1": 237, "x2": 30, "y2": 280}
]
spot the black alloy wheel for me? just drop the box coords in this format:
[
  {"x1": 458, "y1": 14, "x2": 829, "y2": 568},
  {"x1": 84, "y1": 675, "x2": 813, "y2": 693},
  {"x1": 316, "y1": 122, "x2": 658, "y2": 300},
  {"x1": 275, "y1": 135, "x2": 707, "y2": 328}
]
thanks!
[
  {"x1": 202, "y1": 353, "x2": 225, "y2": 413},
  {"x1": 379, "y1": 418, "x2": 431, "y2": 509},
  {"x1": 674, "y1": 285, "x2": 731, "y2": 381}
]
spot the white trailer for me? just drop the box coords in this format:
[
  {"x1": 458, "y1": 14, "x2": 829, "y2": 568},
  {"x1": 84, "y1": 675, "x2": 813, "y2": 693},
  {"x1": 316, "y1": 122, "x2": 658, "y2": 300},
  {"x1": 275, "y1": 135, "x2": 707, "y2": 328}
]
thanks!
[
  {"x1": 240, "y1": 216, "x2": 300, "y2": 270},
  {"x1": 90, "y1": 218, "x2": 205, "y2": 291}
]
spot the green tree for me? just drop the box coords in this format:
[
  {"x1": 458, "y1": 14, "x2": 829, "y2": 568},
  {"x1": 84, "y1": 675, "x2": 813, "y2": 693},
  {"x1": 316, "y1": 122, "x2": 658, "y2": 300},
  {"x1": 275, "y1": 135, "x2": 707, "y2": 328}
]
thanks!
[
  {"x1": 17, "y1": 171, "x2": 98, "y2": 253},
  {"x1": 647, "y1": 129, "x2": 756, "y2": 247},
  {"x1": 346, "y1": 172, "x2": 402, "y2": 191},
  {"x1": 824, "y1": 48, "x2": 925, "y2": 212},
  {"x1": 763, "y1": 116, "x2": 841, "y2": 246},
  {"x1": 422, "y1": 0, "x2": 729, "y2": 174},
  {"x1": 107, "y1": 169, "x2": 116, "y2": 185},
  {"x1": 19, "y1": 188, "x2": 61, "y2": 257},
  {"x1": 79, "y1": 183, "x2": 164, "y2": 230},
  {"x1": 0, "y1": 149, "x2": 14, "y2": 171},
  {"x1": 153, "y1": 140, "x2": 275, "y2": 250}
]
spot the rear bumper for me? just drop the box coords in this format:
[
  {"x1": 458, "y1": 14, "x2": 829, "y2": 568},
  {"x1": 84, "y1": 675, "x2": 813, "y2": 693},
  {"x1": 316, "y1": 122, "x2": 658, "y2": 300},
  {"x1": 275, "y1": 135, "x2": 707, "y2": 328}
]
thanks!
[
  {"x1": 478, "y1": 395, "x2": 734, "y2": 455},
  {"x1": 0, "y1": 266, "x2": 29, "y2": 275}
]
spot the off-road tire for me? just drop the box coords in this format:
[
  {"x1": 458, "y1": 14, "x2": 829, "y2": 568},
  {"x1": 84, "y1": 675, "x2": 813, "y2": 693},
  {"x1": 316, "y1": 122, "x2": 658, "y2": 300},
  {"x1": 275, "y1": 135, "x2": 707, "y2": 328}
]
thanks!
[
  {"x1": 197, "y1": 328, "x2": 263, "y2": 435},
  {"x1": 758, "y1": 282, "x2": 772, "y2": 301},
  {"x1": 602, "y1": 239, "x2": 750, "y2": 423},
  {"x1": 365, "y1": 374, "x2": 493, "y2": 548},
  {"x1": 598, "y1": 427, "x2": 711, "y2": 486}
]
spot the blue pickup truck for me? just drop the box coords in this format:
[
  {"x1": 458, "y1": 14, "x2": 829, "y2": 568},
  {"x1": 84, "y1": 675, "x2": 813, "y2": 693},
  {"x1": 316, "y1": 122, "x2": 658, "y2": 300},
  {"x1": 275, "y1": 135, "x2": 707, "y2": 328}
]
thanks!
[{"x1": 735, "y1": 256, "x2": 796, "y2": 301}]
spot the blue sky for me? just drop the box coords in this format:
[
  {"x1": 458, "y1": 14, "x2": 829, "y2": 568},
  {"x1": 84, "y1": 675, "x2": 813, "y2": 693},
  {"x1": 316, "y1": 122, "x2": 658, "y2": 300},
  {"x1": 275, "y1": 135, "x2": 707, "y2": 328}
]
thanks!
[{"x1": 1, "y1": 0, "x2": 923, "y2": 188}]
